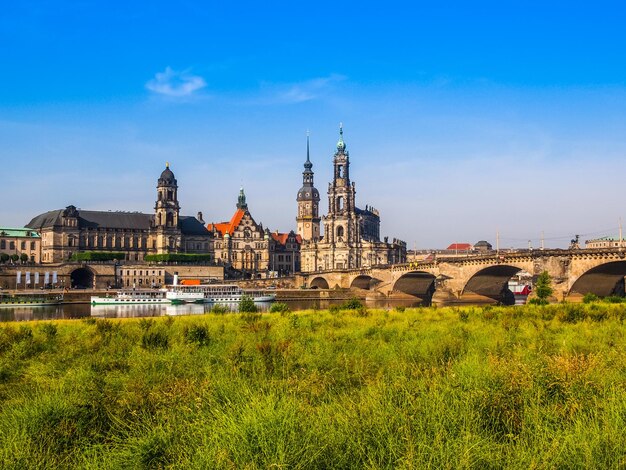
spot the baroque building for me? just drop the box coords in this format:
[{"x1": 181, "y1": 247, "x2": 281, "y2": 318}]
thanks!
[
  {"x1": 208, "y1": 188, "x2": 302, "y2": 277},
  {"x1": 26, "y1": 164, "x2": 212, "y2": 263},
  {"x1": 299, "y1": 125, "x2": 406, "y2": 272}
]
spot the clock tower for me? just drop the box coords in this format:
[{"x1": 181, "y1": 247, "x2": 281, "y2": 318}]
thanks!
[{"x1": 296, "y1": 133, "x2": 321, "y2": 241}]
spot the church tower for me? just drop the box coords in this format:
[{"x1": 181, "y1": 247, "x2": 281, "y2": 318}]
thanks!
[
  {"x1": 296, "y1": 133, "x2": 321, "y2": 241},
  {"x1": 154, "y1": 162, "x2": 181, "y2": 253},
  {"x1": 323, "y1": 124, "x2": 360, "y2": 248}
]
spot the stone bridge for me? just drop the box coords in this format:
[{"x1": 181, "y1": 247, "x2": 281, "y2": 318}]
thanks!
[{"x1": 294, "y1": 249, "x2": 626, "y2": 304}]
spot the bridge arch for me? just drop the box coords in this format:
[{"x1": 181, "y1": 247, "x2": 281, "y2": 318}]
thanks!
[
  {"x1": 350, "y1": 275, "x2": 381, "y2": 290},
  {"x1": 462, "y1": 265, "x2": 524, "y2": 305},
  {"x1": 309, "y1": 276, "x2": 330, "y2": 289},
  {"x1": 70, "y1": 266, "x2": 95, "y2": 289},
  {"x1": 569, "y1": 260, "x2": 626, "y2": 298},
  {"x1": 392, "y1": 271, "x2": 437, "y2": 304}
]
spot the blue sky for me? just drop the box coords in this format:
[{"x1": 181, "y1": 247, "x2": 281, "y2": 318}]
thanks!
[{"x1": 1, "y1": 1, "x2": 626, "y2": 248}]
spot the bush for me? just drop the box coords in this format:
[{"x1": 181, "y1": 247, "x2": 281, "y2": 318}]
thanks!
[
  {"x1": 583, "y1": 293, "x2": 599, "y2": 304},
  {"x1": 269, "y1": 302, "x2": 290, "y2": 314},
  {"x1": 184, "y1": 324, "x2": 211, "y2": 346},
  {"x1": 70, "y1": 251, "x2": 125, "y2": 262},
  {"x1": 340, "y1": 298, "x2": 364, "y2": 310},
  {"x1": 143, "y1": 254, "x2": 213, "y2": 263},
  {"x1": 211, "y1": 304, "x2": 230, "y2": 314},
  {"x1": 604, "y1": 295, "x2": 625, "y2": 304},
  {"x1": 239, "y1": 295, "x2": 258, "y2": 313},
  {"x1": 141, "y1": 330, "x2": 169, "y2": 350}
]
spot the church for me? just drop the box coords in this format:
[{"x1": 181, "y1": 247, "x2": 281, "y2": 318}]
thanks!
[
  {"x1": 26, "y1": 164, "x2": 212, "y2": 263},
  {"x1": 297, "y1": 126, "x2": 406, "y2": 272}
]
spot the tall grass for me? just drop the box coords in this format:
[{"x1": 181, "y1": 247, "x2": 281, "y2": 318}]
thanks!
[{"x1": 0, "y1": 303, "x2": 626, "y2": 468}]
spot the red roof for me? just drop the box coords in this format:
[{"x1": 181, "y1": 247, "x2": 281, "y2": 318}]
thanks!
[
  {"x1": 207, "y1": 209, "x2": 245, "y2": 236},
  {"x1": 446, "y1": 243, "x2": 473, "y2": 251},
  {"x1": 271, "y1": 232, "x2": 302, "y2": 246}
]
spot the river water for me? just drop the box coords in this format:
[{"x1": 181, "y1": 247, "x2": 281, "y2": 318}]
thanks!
[{"x1": 0, "y1": 298, "x2": 425, "y2": 322}]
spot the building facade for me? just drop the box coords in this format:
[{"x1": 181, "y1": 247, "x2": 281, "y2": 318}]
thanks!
[
  {"x1": 585, "y1": 236, "x2": 626, "y2": 249},
  {"x1": 208, "y1": 188, "x2": 271, "y2": 274},
  {"x1": 0, "y1": 228, "x2": 41, "y2": 263},
  {"x1": 25, "y1": 164, "x2": 212, "y2": 263},
  {"x1": 299, "y1": 126, "x2": 406, "y2": 272}
]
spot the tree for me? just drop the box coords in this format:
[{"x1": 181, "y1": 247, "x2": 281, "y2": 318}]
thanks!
[
  {"x1": 10, "y1": 254, "x2": 19, "y2": 263},
  {"x1": 0, "y1": 253, "x2": 8, "y2": 264},
  {"x1": 239, "y1": 295, "x2": 258, "y2": 313},
  {"x1": 20, "y1": 253, "x2": 28, "y2": 263},
  {"x1": 533, "y1": 271, "x2": 553, "y2": 305}
]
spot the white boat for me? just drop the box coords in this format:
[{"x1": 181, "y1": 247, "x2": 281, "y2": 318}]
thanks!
[
  {"x1": 0, "y1": 293, "x2": 63, "y2": 307},
  {"x1": 91, "y1": 289, "x2": 170, "y2": 305},
  {"x1": 165, "y1": 284, "x2": 276, "y2": 304}
]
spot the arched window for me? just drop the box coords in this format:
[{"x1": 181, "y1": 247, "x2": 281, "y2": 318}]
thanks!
[
  {"x1": 166, "y1": 213, "x2": 174, "y2": 227},
  {"x1": 337, "y1": 226, "x2": 344, "y2": 239},
  {"x1": 337, "y1": 196, "x2": 344, "y2": 211}
]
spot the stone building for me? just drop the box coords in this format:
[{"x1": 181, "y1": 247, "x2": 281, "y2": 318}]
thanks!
[
  {"x1": 208, "y1": 188, "x2": 271, "y2": 274},
  {"x1": 585, "y1": 236, "x2": 626, "y2": 249},
  {"x1": 25, "y1": 164, "x2": 212, "y2": 263},
  {"x1": 298, "y1": 125, "x2": 406, "y2": 272},
  {"x1": 270, "y1": 231, "x2": 301, "y2": 275},
  {"x1": 0, "y1": 228, "x2": 41, "y2": 263}
]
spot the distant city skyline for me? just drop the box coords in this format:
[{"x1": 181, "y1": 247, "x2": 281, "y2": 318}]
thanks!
[{"x1": 2, "y1": 1, "x2": 625, "y2": 248}]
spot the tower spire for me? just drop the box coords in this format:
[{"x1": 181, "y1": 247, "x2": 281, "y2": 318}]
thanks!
[
  {"x1": 336, "y1": 122, "x2": 346, "y2": 152},
  {"x1": 306, "y1": 130, "x2": 310, "y2": 163}
]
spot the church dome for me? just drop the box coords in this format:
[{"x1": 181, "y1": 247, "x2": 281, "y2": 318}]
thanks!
[
  {"x1": 158, "y1": 163, "x2": 177, "y2": 186},
  {"x1": 297, "y1": 187, "x2": 319, "y2": 202}
]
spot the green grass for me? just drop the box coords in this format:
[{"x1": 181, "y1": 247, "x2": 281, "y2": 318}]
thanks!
[{"x1": 1, "y1": 303, "x2": 626, "y2": 468}]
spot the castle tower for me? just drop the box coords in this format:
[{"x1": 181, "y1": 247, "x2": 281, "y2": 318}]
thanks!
[
  {"x1": 296, "y1": 133, "x2": 321, "y2": 241},
  {"x1": 154, "y1": 162, "x2": 181, "y2": 253}
]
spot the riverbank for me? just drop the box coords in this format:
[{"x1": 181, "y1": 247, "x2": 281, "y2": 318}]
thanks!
[{"x1": 1, "y1": 303, "x2": 625, "y2": 468}]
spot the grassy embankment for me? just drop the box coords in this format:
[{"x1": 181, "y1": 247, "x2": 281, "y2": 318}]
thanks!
[{"x1": 1, "y1": 302, "x2": 626, "y2": 468}]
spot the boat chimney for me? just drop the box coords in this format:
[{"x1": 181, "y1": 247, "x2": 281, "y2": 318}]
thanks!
[{"x1": 173, "y1": 273, "x2": 179, "y2": 286}]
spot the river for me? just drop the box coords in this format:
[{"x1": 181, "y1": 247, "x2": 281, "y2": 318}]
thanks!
[{"x1": 0, "y1": 298, "x2": 426, "y2": 322}]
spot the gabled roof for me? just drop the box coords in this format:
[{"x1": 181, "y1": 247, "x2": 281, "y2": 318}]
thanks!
[
  {"x1": 271, "y1": 232, "x2": 302, "y2": 245},
  {"x1": 207, "y1": 209, "x2": 246, "y2": 236},
  {"x1": 447, "y1": 243, "x2": 473, "y2": 251}
]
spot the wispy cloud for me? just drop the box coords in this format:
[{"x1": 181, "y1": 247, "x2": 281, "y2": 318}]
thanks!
[
  {"x1": 146, "y1": 67, "x2": 207, "y2": 98},
  {"x1": 256, "y1": 74, "x2": 346, "y2": 104}
]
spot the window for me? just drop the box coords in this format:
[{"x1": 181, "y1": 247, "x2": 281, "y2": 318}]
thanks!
[
  {"x1": 9, "y1": 241, "x2": 15, "y2": 250},
  {"x1": 21, "y1": 241, "x2": 26, "y2": 250},
  {"x1": 337, "y1": 226, "x2": 344, "y2": 238},
  {"x1": 1, "y1": 240, "x2": 5, "y2": 249}
]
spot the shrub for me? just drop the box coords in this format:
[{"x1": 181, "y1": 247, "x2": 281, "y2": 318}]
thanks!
[
  {"x1": 143, "y1": 253, "x2": 213, "y2": 263},
  {"x1": 269, "y1": 302, "x2": 290, "y2": 314},
  {"x1": 70, "y1": 251, "x2": 125, "y2": 262},
  {"x1": 141, "y1": 330, "x2": 169, "y2": 350},
  {"x1": 557, "y1": 303, "x2": 586, "y2": 323},
  {"x1": 239, "y1": 295, "x2": 258, "y2": 313},
  {"x1": 39, "y1": 323, "x2": 57, "y2": 340},
  {"x1": 528, "y1": 298, "x2": 549, "y2": 306},
  {"x1": 583, "y1": 293, "x2": 599, "y2": 304},
  {"x1": 604, "y1": 295, "x2": 625, "y2": 304},
  {"x1": 184, "y1": 324, "x2": 211, "y2": 346},
  {"x1": 394, "y1": 306, "x2": 406, "y2": 313},
  {"x1": 211, "y1": 304, "x2": 230, "y2": 314},
  {"x1": 340, "y1": 298, "x2": 364, "y2": 310}
]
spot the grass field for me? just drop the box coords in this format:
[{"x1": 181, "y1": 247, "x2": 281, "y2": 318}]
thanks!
[{"x1": 1, "y1": 302, "x2": 626, "y2": 469}]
